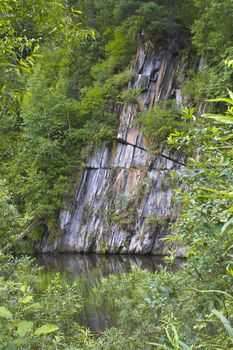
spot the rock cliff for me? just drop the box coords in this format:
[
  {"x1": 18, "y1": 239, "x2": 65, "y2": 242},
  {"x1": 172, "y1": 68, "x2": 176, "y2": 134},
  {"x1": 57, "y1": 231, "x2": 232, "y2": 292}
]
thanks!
[{"x1": 36, "y1": 35, "x2": 187, "y2": 255}]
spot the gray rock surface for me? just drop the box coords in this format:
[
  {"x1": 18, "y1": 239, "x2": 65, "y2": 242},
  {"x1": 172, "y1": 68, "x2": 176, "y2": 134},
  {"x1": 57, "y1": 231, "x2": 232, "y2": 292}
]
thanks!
[{"x1": 36, "y1": 39, "x2": 186, "y2": 255}]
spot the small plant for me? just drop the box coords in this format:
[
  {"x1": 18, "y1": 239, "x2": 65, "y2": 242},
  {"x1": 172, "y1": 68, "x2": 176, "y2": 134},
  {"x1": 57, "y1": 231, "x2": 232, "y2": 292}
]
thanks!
[
  {"x1": 134, "y1": 99, "x2": 184, "y2": 148},
  {"x1": 0, "y1": 255, "x2": 83, "y2": 349},
  {"x1": 118, "y1": 88, "x2": 142, "y2": 104},
  {"x1": 145, "y1": 214, "x2": 166, "y2": 227}
]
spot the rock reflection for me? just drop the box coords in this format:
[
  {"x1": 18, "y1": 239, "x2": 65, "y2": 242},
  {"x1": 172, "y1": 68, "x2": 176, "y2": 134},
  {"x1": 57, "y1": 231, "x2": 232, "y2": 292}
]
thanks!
[{"x1": 35, "y1": 253, "x2": 167, "y2": 277}]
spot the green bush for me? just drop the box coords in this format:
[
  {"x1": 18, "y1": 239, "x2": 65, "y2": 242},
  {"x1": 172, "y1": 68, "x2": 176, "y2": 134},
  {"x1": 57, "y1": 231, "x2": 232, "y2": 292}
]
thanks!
[
  {"x1": 134, "y1": 100, "x2": 183, "y2": 148},
  {"x1": 118, "y1": 88, "x2": 142, "y2": 104},
  {"x1": 0, "y1": 254, "x2": 89, "y2": 349}
]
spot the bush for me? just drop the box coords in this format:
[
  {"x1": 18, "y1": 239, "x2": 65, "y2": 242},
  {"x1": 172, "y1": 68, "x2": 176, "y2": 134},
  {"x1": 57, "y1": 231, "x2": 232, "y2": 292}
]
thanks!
[
  {"x1": 0, "y1": 254, "x2": 89, "y2": 349},
  {"x1": 118, "y1": 88, "x2": 142, "y2": 104},
  {"x1": 134, "y1": 100, "x2": 184, "y2": 148}
]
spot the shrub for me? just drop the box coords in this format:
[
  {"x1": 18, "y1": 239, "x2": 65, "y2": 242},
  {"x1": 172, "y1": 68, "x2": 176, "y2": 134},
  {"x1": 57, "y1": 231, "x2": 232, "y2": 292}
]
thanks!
[{"x1": 134, "y1": 100, "x2": 184, "y2": 147}]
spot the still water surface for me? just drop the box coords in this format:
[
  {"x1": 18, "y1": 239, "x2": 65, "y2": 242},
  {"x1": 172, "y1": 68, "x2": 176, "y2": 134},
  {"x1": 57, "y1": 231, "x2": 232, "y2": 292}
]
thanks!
[{"x1": 35, "y1": 254, "x2": 169, "y2": 333}]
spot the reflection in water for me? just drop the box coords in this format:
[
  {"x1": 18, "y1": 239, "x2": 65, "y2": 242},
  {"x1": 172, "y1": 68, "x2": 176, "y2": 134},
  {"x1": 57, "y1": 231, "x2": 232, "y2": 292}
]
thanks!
[
  {"x1": 35, "y1": 254, "x2": 183, "y2": 333},
  {"x1": 36, "y1": 253, "x2": 166, "y2": 277}
]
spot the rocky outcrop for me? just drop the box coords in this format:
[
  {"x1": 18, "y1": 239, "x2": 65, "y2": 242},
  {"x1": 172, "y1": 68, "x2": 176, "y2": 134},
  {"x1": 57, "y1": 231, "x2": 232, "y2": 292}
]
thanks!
[{"x1": 36, "y1": 36, "x2": 186, "y2": 255}]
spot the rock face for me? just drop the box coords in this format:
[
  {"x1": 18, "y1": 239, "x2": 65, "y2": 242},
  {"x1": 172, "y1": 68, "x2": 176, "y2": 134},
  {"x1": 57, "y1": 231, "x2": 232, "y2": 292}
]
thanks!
[{"x1": 36, "y1": 37, "x2": 186, "y2": 255}]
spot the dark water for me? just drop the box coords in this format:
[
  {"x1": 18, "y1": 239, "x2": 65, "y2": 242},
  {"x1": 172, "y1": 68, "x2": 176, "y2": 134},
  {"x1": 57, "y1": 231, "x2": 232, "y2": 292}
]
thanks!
[
  {"x1": 35, "y1": 253, "x2": 165, "y2": 277},
  {"x1": 35, "y1": 254, "x2": 180, "y2": 333}
]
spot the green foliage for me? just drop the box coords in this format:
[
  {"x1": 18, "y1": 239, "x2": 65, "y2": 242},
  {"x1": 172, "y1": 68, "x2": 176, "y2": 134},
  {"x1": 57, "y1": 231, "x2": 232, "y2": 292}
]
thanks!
[
  {"x1": 0, "y1": 0, "x2": 86, "y2": 116},
  {"x1": 91, "y1": 25, "x2": 136, "y2": 83},
  {"x1": 118, "y1": 88, "x2": 142, "y2": 104},
  {"x1": 0, "y1": 180, "x2": 22, "y2": 245},
  {"x1": 135, "y1": 2, "x2": 175, "y2": 36},
  {"x1": 192, "y1": 0, "x2": 233, "y2": 57},
  {"x1": 213, "y1": 309, "x2": 233, "y2": 343},
  {"x1": 187, "y1": 1, "x2": 233, "y2": 100},
  {"x1": 0, "y1": 22, "x2": 135, "y2": 242},
  {"x1": 1, "y1": 91, "x2": 233, "y2": 350},
  {"x1": 145, "y1": 214, "x2": 165, "y2": 227},
  {"x1": 72, "y1": 91, "x2": 233, "y2": 350},
  {"x1": 181, "y1": 70, "x2": 209, "y2": 104},
  {"x1": 12, "y1": 48, "x2": 82, "y2": 219},
  {"x1": 0, "y1": 0, "x2": 94, "y2": 243},
  {"x1": 0, "y1": 254, "x2": 89, "y2": 349},
  {"x1": 112, "y1": 0, "x2": 142, "y2": 23},
  {"x1": 134, "y1": 100, "x2": 183, "y2": 148},
  {"x1": 174, "y1": 0, "x2": 197, "y2": 29},
  {"x1": 0, "y1": 0, "x2": 144, "y2": 243},
  {"x1": 166, "y1": 95, "x2": 233, "y2": 347},
  {"x1": 203, "y1": 90, "x2": 233, "y2": 124},
  {"x1": 76, "y1": 0, "x2": 193, "y2": 40},
  {"x1": 1, "y1": 1, "x2": 233, "y2": 348},
  {"x1": 181, "y1": 57, "x2": 233, "y2": 105},
  {"x1": 4, "y1": 0, "x2": 232, "y2": 250},
  {"x1": 112, "y1": 0, "x2": 177, "y2": 37}
]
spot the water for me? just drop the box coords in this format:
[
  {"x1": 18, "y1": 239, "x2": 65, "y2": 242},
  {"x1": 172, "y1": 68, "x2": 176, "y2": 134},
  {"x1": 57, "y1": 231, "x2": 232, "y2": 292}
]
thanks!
[
  {"x1": 35, "y1": 253, "x2": 165, "y2": 277},
  {"x1": 35, "y1": 254, "x2": 177, "y2": 333}
]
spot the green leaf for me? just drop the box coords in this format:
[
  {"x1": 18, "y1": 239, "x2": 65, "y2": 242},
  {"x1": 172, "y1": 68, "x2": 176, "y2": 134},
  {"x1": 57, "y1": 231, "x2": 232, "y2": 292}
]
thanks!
[
  {"x1": 16, "y1": 320, "x2": 33, "y2": 337},
  {"x1": 228, "y1": 89, "x2": 233, "y2": 101},
  {"x1": 20, "y1": 285, "x2": 27, "y2": 293},
  {"x1": 179, "y1": 340, "x2": 193, "y2": 350},
  {"x1": 13, "y1": 338, "x2": 28, "y2": 346},
  {"x1": 197, "y1": 186, "x2": 233, "y2": 198},
  {"x1": 0, "y1": 306, "x2": 12, "y2": 319},
  {"x1": 227, "y1": 266, "x2": 233, "y2": 277},
  {"x1": 3, "y1": 345, "x2": 16, "y2": 350},
  {"x1": 22, "y1": 302, "x2": 42, "y2": 311},
  {"x1": 221, "y1": 217, "x2": 233, "y2": 233},
  {"x1": 194, "y1": 288, "x2": 233, "y2": 300},
  {"x1": 20, "y1": 295, "x2": 33, "y2": 304},
  {"x1": 202, "y1": 113, "x2": 233, "y2": 124},
  {"x1": 34, "y1": 324, "x2": 59, "y2": 336},
  {"x1": 212, "y1": 309, "x2": 233, "y2": 343},
  {"x1": 206, "y1": 97, "x2": 233, "y2": 105}
]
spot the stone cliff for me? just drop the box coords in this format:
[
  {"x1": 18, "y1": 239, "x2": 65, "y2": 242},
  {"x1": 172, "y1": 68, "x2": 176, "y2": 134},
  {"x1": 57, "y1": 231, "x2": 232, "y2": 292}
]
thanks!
[{"x1": 36, "y1": 35, "x2": 187, "y2": 255}]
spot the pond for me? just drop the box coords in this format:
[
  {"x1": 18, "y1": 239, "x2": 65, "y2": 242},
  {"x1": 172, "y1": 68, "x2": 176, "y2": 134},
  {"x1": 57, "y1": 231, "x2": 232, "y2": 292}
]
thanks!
[{"x1": 35, "y1": 254, "x2": 180, "y2": 333}]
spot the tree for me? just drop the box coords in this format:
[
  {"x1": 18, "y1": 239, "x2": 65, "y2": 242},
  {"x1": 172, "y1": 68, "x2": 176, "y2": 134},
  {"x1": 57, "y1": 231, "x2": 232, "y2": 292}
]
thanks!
[
  {"x1": 0, "y1": 0, "x2": 87, "y2": 248},
  {"x1": 0, "y1": 0, "x2": 85, "y2": 115},
  {"x1": 192, "y1": 0, "x2": 233, "y2": 57}
]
